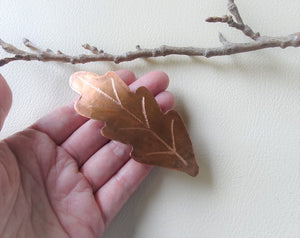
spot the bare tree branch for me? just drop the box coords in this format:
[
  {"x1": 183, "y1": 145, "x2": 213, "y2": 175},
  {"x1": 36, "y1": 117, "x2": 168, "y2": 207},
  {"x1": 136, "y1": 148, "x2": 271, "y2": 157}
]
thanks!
[
  {"x1": 1, "y1": 0, "x2": 299, "y2": 67},
  {"x1": 227, "y1": 0, "x2": 244, "y2": 24}
]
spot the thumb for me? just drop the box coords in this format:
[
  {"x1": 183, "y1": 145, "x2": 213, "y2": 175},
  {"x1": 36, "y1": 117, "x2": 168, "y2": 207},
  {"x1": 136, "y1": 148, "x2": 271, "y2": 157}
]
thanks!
[{"x1": 0, "y1": 74, "x2": 12, "y2": 131}]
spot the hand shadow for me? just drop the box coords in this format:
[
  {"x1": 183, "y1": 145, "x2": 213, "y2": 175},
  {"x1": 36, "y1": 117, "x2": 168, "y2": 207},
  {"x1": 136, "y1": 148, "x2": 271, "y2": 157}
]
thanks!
[{"x1": 103, "y1": 95, "x2": 214, "y2": 238}]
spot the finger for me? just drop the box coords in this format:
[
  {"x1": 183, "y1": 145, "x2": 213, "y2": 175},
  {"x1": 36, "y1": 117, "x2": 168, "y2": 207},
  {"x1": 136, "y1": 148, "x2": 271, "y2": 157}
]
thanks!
[
  {"x1": 154, "y1": 91, "x2": 175, "y2": 113},
  {"x1": 0, "y1": 74, "x2": 12, "y2": 131},
  {"x1": 61, "y1": 71, "x2": 170, "y2": 166},
  {"x1": 95, "y1": 160, "x2": 152, "y2": 227},
  {"x1": 81, "y1": 90, "x2": 175, "y2": 192},
  {"x1": 31, "y1": 102, "x2": 88, "y2": 144},
  {"x1": 31, "y1": 70, "x2": 135, "y2": 144},
  {"x1": 129, "y1": 71, "x2": 169, "y2": 94}
]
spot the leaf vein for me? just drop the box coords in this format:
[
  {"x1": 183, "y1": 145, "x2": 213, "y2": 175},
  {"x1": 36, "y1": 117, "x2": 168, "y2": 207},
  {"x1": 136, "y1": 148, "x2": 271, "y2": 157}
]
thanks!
[
  {"x1": 119, "y1": 127, "x2": 188, "y2": 166},
  {"x1": 111, "y1": 77, "x2": 121, "y2": 103},
  {"x1": 77, "y1": 76, "x2": 119, "y2": 104},
  {"x1": 142, "y1": 97, "x2": 150, "y2": 128}
]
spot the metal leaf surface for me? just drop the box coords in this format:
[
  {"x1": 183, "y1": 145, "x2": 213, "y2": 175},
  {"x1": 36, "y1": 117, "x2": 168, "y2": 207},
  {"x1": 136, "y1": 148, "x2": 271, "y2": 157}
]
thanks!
[{"x1": 70, "y1": 71, "x2": 199, "y2": 176}]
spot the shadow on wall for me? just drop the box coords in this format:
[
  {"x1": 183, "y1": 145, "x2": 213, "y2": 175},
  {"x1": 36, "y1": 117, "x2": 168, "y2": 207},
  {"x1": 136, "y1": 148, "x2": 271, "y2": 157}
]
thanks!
[
  {"x1": 101, "y1": 48, "x2": 300, "y2": 238},
  {"x1": 103, "y1": 104, "x2": 214, "y2": 238},
  {"x1": 118, "y1": 48, "x2": 300, "y2": 82},
  {"x1": 174, "y1": 96, "x2": 214, "y2": 187},
  {"x1": 44, "y1": 46, "x2": 300, "y2": 89},
  {"x1": 103, "y1": 162, "x2": 214, "y2": 238}
]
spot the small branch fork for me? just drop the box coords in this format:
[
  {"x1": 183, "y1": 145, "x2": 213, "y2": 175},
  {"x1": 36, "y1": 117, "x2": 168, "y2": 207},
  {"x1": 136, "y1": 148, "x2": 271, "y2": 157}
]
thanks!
[{"x1": 1, "y1": 0, "x2": 299, "y2": 67}]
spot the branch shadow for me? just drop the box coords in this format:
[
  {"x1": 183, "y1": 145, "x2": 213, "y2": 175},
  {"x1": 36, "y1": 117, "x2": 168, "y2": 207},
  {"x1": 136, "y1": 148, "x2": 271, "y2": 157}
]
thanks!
[{"x1": 49, "y1": 47, "x2": 300, "y2": 86}]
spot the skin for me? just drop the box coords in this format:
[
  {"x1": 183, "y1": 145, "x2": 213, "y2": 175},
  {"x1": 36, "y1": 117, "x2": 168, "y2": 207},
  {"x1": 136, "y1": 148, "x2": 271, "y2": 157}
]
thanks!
[{"x1": 0, "y1": 70, "x2": 175, "y2": 238}]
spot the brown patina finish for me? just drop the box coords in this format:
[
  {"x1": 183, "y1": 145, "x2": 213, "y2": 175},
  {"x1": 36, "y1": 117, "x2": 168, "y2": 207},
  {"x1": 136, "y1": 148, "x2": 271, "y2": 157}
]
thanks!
[{"x1": 70, "y1": 71, "x2": 199, "y2": 176}]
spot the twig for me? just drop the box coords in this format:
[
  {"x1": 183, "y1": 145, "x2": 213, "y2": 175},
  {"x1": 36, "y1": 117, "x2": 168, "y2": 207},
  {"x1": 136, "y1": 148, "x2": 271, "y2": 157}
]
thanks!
[
  {"x1": 1, "y1": 0, "x2": 299, "y2": 67},
  {"x1": 206, "y1": 0, "x2": 260, "y2": 40}
]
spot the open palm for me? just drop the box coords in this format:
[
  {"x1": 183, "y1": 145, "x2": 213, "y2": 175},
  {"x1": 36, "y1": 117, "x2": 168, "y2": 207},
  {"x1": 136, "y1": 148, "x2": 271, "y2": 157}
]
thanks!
[{"x1": 0, "y1": 70, "x2": 174, "y2": 238}]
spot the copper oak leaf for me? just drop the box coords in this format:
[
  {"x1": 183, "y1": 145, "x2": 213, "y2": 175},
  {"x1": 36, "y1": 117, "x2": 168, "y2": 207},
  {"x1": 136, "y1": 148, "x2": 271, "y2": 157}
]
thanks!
[{"x1": 69, "y1": 71, "x2": 199, "y2": 177}]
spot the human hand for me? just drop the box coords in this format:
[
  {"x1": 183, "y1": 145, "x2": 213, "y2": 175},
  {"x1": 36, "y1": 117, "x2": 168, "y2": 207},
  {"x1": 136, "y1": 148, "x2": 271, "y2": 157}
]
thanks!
[{"x1": 0, "y1": 70, "x2": 174, "y2": 238}]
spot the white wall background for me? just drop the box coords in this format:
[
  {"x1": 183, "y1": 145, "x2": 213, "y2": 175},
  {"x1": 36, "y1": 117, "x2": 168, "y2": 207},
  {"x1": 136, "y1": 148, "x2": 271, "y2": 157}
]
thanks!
[{"x1": 0, "y1": 0, "x2": 299, "y2": 237}]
